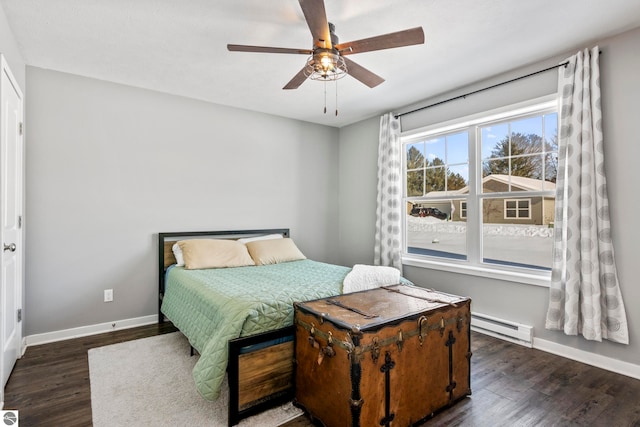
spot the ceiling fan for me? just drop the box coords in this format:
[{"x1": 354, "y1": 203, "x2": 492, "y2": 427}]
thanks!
[{"x1": 227, "y1": 0, "x2": 425, "y2": 90}]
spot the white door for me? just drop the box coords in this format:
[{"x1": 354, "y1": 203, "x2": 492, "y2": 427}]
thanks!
[{"x1": 0, "y1": 55, "x2": 24, "y2": 395}]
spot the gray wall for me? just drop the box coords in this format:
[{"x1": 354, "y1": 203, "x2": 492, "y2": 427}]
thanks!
[
  {"x1": 25, "y1": 67, "x2": 339, "y2": 335},
  {"x1": 337, "y1": 26, "x2": 640, "y2": 367},
  {"x1": 338, "y1": 116, "x2": 379, "y2": 268}
]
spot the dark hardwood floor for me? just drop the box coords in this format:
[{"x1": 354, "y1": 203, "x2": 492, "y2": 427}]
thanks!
[
  {"x1": 4, "y1": 324, "x2": 640, "y2": 426},
  {"x1": 3, "y1": 322, "x2": 178, "y2": 426}
]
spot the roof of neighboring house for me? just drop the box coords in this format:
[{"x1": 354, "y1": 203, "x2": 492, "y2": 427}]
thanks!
[
  {"x1": 483, "y1": 174, "x2": 556, "y2": 192},
  {"x1": 422, "y1": 174, "x2": 555, "y2": 197}
]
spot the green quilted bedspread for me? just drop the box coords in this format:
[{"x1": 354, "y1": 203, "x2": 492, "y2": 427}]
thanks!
[{"x1": 160, "y1": 259, "x2": 351, "y2": 401}]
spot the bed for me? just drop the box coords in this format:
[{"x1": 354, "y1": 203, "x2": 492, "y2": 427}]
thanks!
[{"x1": 158, "y1": 229, "x2": 354, "y2": 426}]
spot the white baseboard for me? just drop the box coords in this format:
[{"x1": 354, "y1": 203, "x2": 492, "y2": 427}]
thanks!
[
  {"x1": 532, "y1": 336, "x2": 640, "y2": 381},
  {"x1": 25, "y1": 315, "x2": 158, "y2": 347}
]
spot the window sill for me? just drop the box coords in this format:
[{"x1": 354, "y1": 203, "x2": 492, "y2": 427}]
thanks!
[{"x1": 402, "y1": 254, "x2": 551, "y2": 288}]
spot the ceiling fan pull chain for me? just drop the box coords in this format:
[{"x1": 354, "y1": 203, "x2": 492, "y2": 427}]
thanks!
[
  {"x1": 324, "y1": 80, "x2": 327, "y2": 114},
  {"x1": 335, "y1": 79, "x2": 339, "y2": 116}
]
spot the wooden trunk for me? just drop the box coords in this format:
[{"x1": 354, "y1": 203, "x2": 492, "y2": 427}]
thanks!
[{"x1": 294, "y1": 285, "x2": 471, "y2": 427}]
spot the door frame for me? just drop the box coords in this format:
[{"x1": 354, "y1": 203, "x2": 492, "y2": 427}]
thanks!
[{"x1": 0, "y1": 53, "x2": 25, "y2": 408}]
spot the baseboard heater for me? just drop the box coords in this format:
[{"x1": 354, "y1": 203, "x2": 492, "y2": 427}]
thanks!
[{"x1": 470, "y1": 312, "x2": 533, "y2": 348}]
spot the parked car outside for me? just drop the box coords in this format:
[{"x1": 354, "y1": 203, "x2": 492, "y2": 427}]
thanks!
[{"x1": 410, "y1": 206, "x2": 448, "y2": 220}]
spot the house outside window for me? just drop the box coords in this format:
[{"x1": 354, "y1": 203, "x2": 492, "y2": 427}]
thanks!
[{"x1": 402, "y1": 97, "x2": 557, "y2": 279}]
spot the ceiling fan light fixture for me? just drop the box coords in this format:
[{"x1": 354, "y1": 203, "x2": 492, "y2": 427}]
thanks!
[
  {"x1": 304, "y1": 50, "x2": 347, "y2": 81},
  {"x1": 227, "y1": 0, "x2": 425, "y2": 92}
]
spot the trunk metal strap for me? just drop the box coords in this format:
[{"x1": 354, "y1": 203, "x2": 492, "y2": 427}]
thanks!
[
  {"x1": 295, "y1": 313, "x2": 468, "y2": 357},
  {"x1": 382, "y1": 286, "x2": 461, "y2": 307},
  {"x1": 326, "y1": 299, "x2": 379, "y2": 319}
]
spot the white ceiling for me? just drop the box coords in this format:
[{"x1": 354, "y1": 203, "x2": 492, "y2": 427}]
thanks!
[{"x1": 2, "y1": 0, "x2": 640, "y2": 127}]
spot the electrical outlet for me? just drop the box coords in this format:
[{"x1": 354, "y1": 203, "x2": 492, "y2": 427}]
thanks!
[{"x1": 104, "y1": 289, "x2": 113, "y2": 302}]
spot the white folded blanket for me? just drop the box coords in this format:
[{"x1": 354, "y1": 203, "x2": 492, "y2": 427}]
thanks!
[{"x1": 342, "y1": 264, "x2": 401, "y2": 293}]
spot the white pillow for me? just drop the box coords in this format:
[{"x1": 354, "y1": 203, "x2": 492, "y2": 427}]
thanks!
[
  {"x1": 172, "y1": 243, "x2": 185, "y2": 267},
  {"x1": 237, "y1": 233, "x2": 284, "y2": 244}
]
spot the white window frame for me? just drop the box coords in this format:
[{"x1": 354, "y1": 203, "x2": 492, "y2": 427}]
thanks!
[
  {"x1": 401, "y1": 95, "x2": 557, "y2": 287},
  {"x1": 504, "y1": 198, "x2": 531, "y2": 220}
]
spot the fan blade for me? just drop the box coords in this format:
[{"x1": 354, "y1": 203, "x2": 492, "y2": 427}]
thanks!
[
  {"x1": 227, "y1": 44, "x2": 312, "y2": 55},
  {"x1": 298, "y1": 0, "x2": 331, "y2": 49},
  {"x1": 336, "y1": 27, "x2": 425, "y2": 55},
  {"x1": 343, "y1": 57, "x2": 385, "y2": 88},
  {"x1": 283, "y1": 67, "x2": 309, "y2": 90}
]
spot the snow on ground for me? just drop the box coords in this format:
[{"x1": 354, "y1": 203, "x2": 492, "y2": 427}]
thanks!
[
  {"x1": 406, "y1": 216, "x2": 554, "y2": 269},
  {"x1": 407, "y1": 216, "x2": 554, "y2": 238}
]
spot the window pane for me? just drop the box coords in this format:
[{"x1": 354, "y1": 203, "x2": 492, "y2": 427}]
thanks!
[
  {"x1": 482, "y1": 160, "x2": 509, "y2": 192},
  {"x1": 482, "y1": 156, "x2": 508, "y2": 178},
  {"x1": 543, "y1": 112, "x2": 559, "y2": 186},
  {"x1": 425, "y1": 166, "x2": 446, "y2": 193},
  {"x1": 544, "y1": 113, "x2": 558, "y2": 149},
  {"x1": 407, "y1": 199, "x2": 466, "y2": 260},
  {"x1": 545, "y1": 152, "x2": 558, "y2": 185},
  {"x1": 447, "y1": 132, "x2": 468, "y2": 164},
  {"x1": 482, "y1": 197, "x2": 553, "y2": 270},
  {"x1": 447, "y1": 165, "x2": 468, "y2": 191},
  {"x1": 425, "y1": 137, "x2": 445, "y2": 166},
  {"x1": 407, "y1": 170, "x2": 424, "y2": 196},
  {"x1": 511, "y1": 153, "x2": 544, "y2": 182},
  {"x1": 510, "y1": 116, "x2": 543, "y2": 154},
  {"x1": 407, "y1": 143, "x2": 425, "y2": 169},
  {"x1": 481, "y1": 123, "x2": 508, "y2": 160}
]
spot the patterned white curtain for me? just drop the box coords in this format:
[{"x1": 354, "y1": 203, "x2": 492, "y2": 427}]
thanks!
[
  {"x1": 374, "y1": 113, "x2": 403, "y2": 273},
  {"x1": 545, "y1": 47, "x2": 628, "y2": 344}
]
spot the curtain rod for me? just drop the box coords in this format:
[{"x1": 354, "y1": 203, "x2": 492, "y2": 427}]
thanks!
[{"x1": 395, "y1": 60, "x2": 570, "y2": 119}]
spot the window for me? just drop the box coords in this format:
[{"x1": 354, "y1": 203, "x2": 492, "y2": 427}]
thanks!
[
  {"x1": 459, "y1": 201, "x2": 467, "y2": 219},
  {"x1": 504, "y1": 199, "x2": 531, "y2": 219},
  {"x1": 402, "y1": 98, "x2": 557, "y2": 279}
]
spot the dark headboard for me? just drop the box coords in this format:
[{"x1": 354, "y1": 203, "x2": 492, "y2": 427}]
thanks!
[{"x1": 157, "y1": 229, "x2": 290, "y2": 322}]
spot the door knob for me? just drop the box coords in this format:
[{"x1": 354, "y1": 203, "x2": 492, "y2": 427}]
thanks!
[{"x1": 3, "y1": 243, "x2": 16, "y2": 252}]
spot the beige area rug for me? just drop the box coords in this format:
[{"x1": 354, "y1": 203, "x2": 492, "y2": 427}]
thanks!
[{"x1": 88, "y1": 332, "x2": 302, "y2": 426}]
